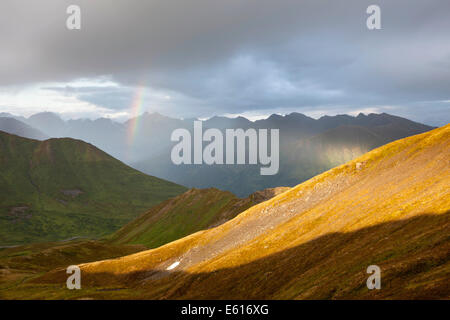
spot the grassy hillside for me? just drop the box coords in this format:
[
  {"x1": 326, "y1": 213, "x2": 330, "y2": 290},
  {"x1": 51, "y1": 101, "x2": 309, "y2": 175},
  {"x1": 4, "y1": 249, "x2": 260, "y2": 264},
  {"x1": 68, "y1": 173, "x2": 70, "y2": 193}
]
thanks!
[
  {"x1": 0, "y1": 240, "x2": 145, "y2": 276},
  {"x1": 0, "y1": 131, "x2": 186, "y2": 245},
  {"x1": 0, "y1": 240, "x2": 146, "y2": 299},
  {"x1": 23, "y1": 124, "x2": 449, "y2": 299},
  {"x1": 109, "y1": 187, "x2": 289, "y2": 248}
]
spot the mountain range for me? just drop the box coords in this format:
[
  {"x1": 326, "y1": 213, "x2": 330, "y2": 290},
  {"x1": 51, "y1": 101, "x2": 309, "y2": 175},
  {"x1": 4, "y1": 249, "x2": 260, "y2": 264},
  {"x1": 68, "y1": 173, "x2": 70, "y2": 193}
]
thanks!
[
  {"x1": 134, "y1": 112, "x2": 434, "y2": 196},
  {"x1": 0, "y1": 111, "x2": 434, "y2": 196}
]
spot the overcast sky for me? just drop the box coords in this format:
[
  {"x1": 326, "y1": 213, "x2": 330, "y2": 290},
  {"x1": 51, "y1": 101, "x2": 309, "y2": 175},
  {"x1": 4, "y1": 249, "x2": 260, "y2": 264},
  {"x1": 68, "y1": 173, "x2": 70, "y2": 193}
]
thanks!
[{"x1": 0, "y1": 0, "x2": 449, "y2": 125}]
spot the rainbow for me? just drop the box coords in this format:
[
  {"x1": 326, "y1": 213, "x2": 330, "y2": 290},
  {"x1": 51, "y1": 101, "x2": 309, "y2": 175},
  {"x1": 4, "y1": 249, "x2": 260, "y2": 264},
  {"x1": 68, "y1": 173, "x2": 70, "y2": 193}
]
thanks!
[{"x1": 127, "y1": 83, "x2": 146, "y2": 146}]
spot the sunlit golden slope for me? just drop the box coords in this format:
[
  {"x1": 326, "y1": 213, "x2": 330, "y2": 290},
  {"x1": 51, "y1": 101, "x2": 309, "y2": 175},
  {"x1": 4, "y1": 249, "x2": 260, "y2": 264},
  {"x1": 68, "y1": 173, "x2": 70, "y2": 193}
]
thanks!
[{"x1": 37, "y1": 124, "x2": 450, "y2": 299}]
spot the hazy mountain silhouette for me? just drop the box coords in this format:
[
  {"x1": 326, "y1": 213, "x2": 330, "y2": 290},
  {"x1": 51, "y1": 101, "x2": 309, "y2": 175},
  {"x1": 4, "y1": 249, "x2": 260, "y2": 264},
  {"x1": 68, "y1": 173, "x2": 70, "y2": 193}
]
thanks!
[
  {"x1": 0, "y1": 117, "x2": 48, "y2": 140},
  {"x1": 26, "y1": 112, "x2": 67, "y2": 137}
]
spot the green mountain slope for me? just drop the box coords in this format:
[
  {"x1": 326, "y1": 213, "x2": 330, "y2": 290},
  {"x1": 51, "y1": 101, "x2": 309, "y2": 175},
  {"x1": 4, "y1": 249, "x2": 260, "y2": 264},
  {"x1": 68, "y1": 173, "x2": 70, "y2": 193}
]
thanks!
[
  {"x1": 0, "y1": 131, "x2": 186, "y2": 245},
  {"x1": 109, "y1": 187, "x2": 289, "y2": 248}
]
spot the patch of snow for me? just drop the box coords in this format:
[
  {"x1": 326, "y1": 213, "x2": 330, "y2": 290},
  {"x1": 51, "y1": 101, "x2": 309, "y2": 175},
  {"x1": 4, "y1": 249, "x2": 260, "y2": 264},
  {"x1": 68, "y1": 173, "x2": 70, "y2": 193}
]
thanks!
[{"x1": 166, "y1": 261, "x2": 180, "y2": 270}]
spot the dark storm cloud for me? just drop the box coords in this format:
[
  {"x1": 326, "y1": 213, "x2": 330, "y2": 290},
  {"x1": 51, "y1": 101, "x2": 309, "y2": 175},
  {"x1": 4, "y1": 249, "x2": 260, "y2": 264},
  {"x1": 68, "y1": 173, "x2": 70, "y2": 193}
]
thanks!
[
  {"x1": 43, "y1": 85, "x2": 134, "y2": 110},
  {"x1": 0, "y1": 0, "x2": 449, "y2": 123}
]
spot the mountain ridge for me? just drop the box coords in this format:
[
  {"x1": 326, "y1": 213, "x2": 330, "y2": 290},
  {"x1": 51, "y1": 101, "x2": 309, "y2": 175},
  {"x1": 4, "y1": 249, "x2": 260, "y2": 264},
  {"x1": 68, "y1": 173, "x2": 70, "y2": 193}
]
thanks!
[{"x1": 135, "y1": 113, "x2": 434, "y2": 196}]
